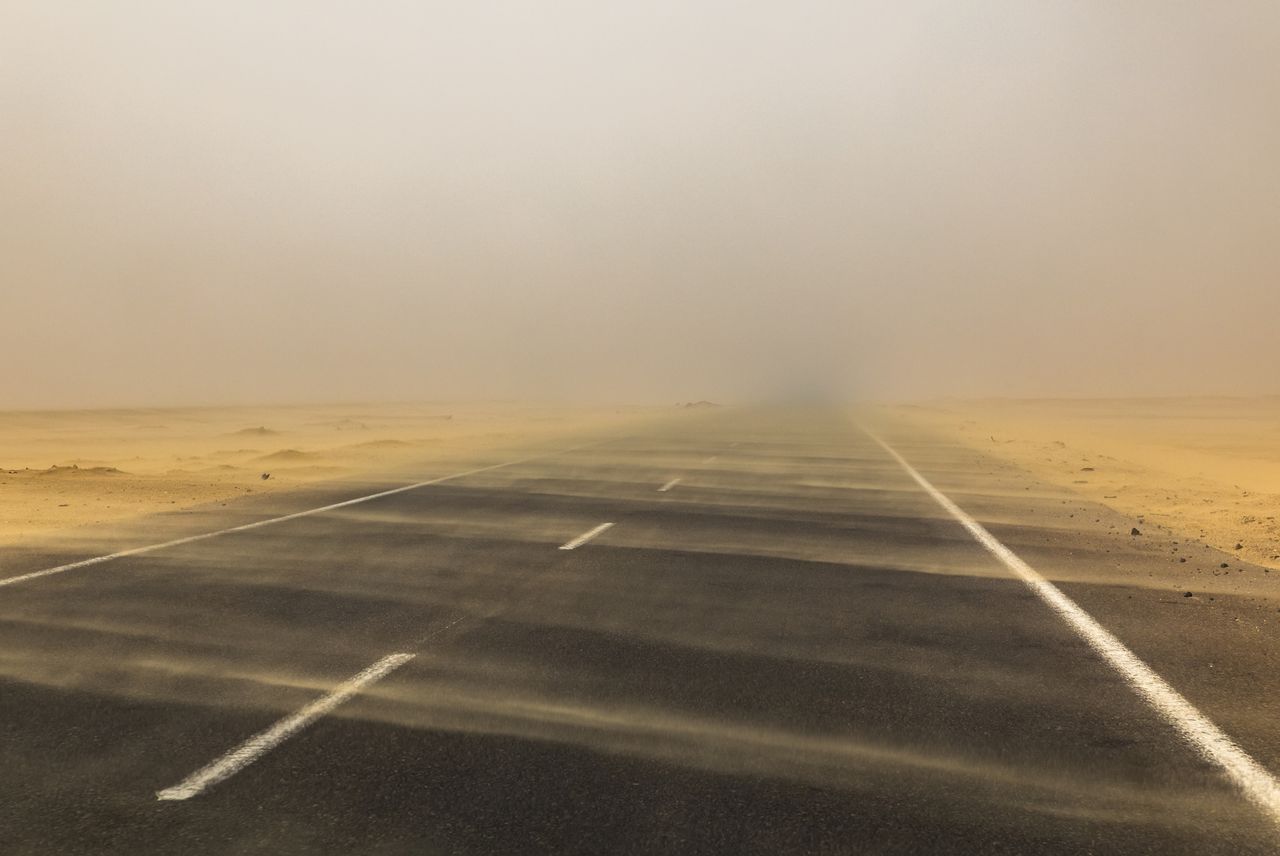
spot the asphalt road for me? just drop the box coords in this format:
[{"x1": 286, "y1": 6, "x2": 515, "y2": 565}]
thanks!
[{"x1": 2, "y1": 408, "x2": 1278, "y2": 854}]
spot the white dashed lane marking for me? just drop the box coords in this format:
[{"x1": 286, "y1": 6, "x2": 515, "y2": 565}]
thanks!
[{"x1": 559, "y1": 522, "x2": 615, "y2": 550}]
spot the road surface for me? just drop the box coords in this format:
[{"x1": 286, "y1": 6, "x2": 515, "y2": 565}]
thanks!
[{"x1": 1, "y1": 408, "x2": 1277, "y2": 854}]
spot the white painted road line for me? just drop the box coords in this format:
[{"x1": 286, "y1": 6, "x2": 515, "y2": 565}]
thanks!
[
  {"x1": 865, "y1": 429, "x2": 1280, "y2": 828},
  {"x1": 156, "y1": 653, "x2": 414, "y2": 801},
  {"x1": 0, "y1": 445, "x2": 596, "y2": 590},
  {"x1": 658, "y1": 478, "x2": 682, "y2": 492},
  {"x1": 559, "y1": 522, "x2": 615, "y2": 551}
]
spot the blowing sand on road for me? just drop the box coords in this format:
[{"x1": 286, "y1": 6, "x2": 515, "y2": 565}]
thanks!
[
  {"x1": 5, "y1": 1, "x2": 1280, "y2": 853},
  {"x1": 2, "y1": 405, "x2": 1279, "y2": 853}
]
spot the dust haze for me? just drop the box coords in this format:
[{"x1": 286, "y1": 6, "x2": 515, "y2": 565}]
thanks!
[{"x1": 3, "y1": 2, "x2": 1277, "y2": 408}]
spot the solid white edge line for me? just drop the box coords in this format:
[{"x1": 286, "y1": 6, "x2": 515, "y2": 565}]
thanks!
[
  {"x1": 658, "y1": 478, "x2": 682, "y2": 492},
  {"x1": 1, "y1": 444, "x2": 598, "y2": 589},
  {"x1": 559, "y1": 522, "x2": 615, "y2": 550},
  {"x1": 156, "y1": 652, "x2": 415, "y2": 801},
  {"x1": 863, "y1": 427, "x2": 1280, "y2": 828}
]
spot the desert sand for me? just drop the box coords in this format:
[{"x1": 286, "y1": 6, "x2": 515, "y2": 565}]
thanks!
[
  {"x1": 0, "y1": 402, "x2": 653, "y2": 546},
  {"x1": 887, "y1": 397, "x2": 1280, "y2": 570}
]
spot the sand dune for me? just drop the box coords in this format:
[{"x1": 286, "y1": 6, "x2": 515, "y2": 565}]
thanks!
[
  {"x1": 230, "y1": 426, "x2": 279, "y2": 436},
  {"x1": 254, "y1": 449, "x2": 319, "y2": 463}
]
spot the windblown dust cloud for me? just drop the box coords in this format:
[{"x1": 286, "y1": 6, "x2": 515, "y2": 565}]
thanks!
[{"x1": 2, "y1": 2, "x2": 1277, "y2": 406}]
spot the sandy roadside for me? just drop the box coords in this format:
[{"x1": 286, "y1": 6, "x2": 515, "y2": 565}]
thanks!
[
  {"x1": 884, "y1": 397, "x2": 1280, "y2": 571},
  {"x1": 0, "y1": 402, "x2": 658, "y2": 547}
]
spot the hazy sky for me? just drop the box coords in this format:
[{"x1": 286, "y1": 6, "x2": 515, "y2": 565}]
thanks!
[{"x1": 3, "y1": 2, "x2": 1278, "y2": 407}]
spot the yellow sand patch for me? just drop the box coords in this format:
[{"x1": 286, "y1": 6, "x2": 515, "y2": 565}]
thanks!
[
  {"x1": 0, "y1": 402, "x2": 655, "y2": 545},
  {"x1": 885, "y1": 398, "x2": 1280, "y2": 569}
]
